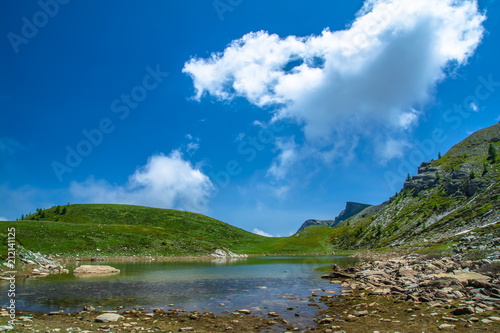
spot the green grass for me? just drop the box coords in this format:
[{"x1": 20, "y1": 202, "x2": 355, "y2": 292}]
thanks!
[{"x1": 0, "y1": 204, "x2": 336, "y2": 258}]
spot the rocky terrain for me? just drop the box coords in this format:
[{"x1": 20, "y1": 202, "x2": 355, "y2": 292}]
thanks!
[
  {"x1": 316, "y1": 251, "x2": 500, "y2": 332},
  {"x1": 0, "y1": 244, "x2": 68, "y2": 279}
]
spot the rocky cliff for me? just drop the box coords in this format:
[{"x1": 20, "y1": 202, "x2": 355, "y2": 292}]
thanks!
[{"x1": 297, "y1": 201, "x2": 372, "y2": 233}]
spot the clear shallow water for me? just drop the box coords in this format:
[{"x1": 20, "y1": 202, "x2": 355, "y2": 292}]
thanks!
[{"x1": 2, "y1": 256, "x2": 357, "y2": 327}]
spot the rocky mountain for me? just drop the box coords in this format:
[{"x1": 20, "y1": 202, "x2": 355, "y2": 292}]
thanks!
[
  {"x1": 297, "y1": 219, "x2": 335, "y2": 232},
  {"x1": 327, "y1": 122, "x2": 500, "y2": 249},
  {"x1": 297, "y1": 201, "x2": 372, "y2": 233}
]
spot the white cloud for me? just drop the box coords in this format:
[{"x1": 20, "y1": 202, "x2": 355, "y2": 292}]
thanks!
[
  {"x1": 252, "y1": 228, "x2": 274, "y2": 237},
  {"x1": 187, "y1": 142, "x2": 200, "y2": 154},
  {"x1": 0, "y1": 216, "x2": 7, "y2": 221},
  {"x1": 184, "y1": 0, "x2": 485, "y2": 166},
  {"x1": 70, "y1": 151, "x2": 214, "y2": 213},
  {"x1": 470, "y1": 102, "x2": 479, "y2": 112},
  {"x1": 267, "y1": 137, "x2": 300, "y2": 180},
  {"x1": 378, "y1": 138, "x2": 411, "y2": 162}
]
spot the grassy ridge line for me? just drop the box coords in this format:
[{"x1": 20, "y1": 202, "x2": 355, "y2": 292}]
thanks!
[{"x1": 0, "y1": 204, "x2": 337, "y2": 258}]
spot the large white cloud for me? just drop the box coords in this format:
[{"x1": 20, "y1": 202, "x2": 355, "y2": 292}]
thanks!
[
  {"x1": 183, "y1": 0, "x2": 485, "y2": 166},
  {"x1": 70, "y1": 151, "x2": 214, "y2": 213}
]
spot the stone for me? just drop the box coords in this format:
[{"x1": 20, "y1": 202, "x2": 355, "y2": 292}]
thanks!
[
  {"x1": 453, "y1": 272, "x2": 491, "y2": 284},
  {"x1": 74, "y1": 265, "x2": 120, "y2": 275},
  {"x1": 346, "y1": 314, "x2": 356, "y2": 321},
  {"x1": 95, "y1": 313, "x2": 125, "y2": 323},
  {"x1": 237, "y1": 309, "x2": 251, "y2": 314},
  {"x1": 319, "y1": 317, "x2": 334, "y2": 324},
  {"x1": 452, "y1": 307, "x2": 474, "y2": 315},
  {"x1": 488, "y1": 316, "x2": 500, "y2": 321},
  {"x1": 179, "y1": 328, "x2": 195, "y2": 332},
  {"x1": 322, "y1": 272, "x2": 354, "y2": 279},
  {"x1": 354, "y1": 310, "x2": 369, "y2": 317},
  {"x1": 398, "y1": 268, "x2": 418, "y2": 277},
  {"x1": 370, "y1": 288, "x2": 391, "y2": 295},
  {"x1": 438, "y1": 324, "x2": 456, "y2": 330}
]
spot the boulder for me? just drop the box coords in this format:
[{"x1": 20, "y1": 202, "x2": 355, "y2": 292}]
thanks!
[
  {"x1": 452, "y1": 307, "x2": 474, "y2": 315},
  {"x1": 397, "y1": 267, "x2": 418, "y2": 277},
  {"x1": 73, "y1": 265, "x2": 120, "y2": 275},
  {"x1": 95, "y1": 313, "x2": 124, "y2": 322}
]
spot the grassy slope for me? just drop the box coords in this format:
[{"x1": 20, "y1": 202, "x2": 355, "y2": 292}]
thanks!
[{"x1": 0, "y1": 204, "x2": 336, "y2": 258}]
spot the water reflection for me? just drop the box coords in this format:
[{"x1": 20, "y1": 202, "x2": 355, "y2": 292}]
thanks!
[{"x1": 1, "y1": 256, "x2": 357, "y2": 328}]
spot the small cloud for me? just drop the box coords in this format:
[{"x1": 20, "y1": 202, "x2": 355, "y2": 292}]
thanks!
[
  {"x1": 470, "y1": 103, "x2": 479, "y2": 112},
  {"x1": 0, "y1": 216, "x2": 8, "y2": 221},
  {"x1": 187, "y1": 142, "x2": 200, "y2": 155},
  {"x1": 235, "y1": 133, "x2": 245, "y2": 142},
  {"x1": 252, "y1": 120, "x2": 265, "y2": 128},
  {"x1": 70, "y1": 151, "x2": 214, "y2": 213},
  {"x1": 495, "y1": 115, "x2": 500, "y2": 122},
  {"x1": 378, "y1": 138, "x2": 410, "y2": 162},
  {"x1": 185, "y1": 135, "x2": 200, "y2": 155},
  {"x1": 267, "y1": 137, "x2": 299, "y2": 181},
  {"x1": 252, "y1": 228, "x2": 274, "y2": 237},
  {"x1": 398, "y1": 109, "x2": 420, "y2": 129}
]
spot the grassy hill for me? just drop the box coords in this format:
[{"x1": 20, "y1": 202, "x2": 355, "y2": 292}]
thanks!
[{"x1": 0, "y1": 204, "x2": 337, "y2": 258}]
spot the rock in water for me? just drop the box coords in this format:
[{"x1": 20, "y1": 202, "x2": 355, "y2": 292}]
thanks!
[{"x1": 73, "y1": 265, "x2": 120, "y2": 275}]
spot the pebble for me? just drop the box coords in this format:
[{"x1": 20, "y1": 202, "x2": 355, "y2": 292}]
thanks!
[{"x1": 438, "y1": 324, "x2": 456, "y2": 330}]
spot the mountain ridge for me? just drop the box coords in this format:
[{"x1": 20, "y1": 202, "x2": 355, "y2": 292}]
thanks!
[{"x1": 296, "y1": 201, "x2": 372, "y2": 233}]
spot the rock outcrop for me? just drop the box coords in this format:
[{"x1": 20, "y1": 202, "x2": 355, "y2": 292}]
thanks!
[
  {"x1": 297, "y1": 219, "x2": 335, "y2": 232},
  {"x1": 297, "y1": 201, "x2": 372, "y2": 233},
  {"x1": 210, "y1": 249, "x2": 247, "y2": 258}
]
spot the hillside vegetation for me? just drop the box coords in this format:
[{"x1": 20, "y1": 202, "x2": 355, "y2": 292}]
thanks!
[{"x1": 0, "y1": 204, "x2": 337, "y2": 258}]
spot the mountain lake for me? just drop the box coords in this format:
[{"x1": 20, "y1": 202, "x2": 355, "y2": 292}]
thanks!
[{"x1": 1, "y1": 256, "x2": 358, "y2": 328}]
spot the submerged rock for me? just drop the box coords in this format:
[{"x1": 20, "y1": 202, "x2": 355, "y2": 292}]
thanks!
[{"x1": 73, "y1": 265, "x2": 120, "y2": 275}]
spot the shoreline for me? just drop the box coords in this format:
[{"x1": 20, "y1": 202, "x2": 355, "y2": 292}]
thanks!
[{"x1": 4, "y1": 251, "x2": 500, "y2": 331}]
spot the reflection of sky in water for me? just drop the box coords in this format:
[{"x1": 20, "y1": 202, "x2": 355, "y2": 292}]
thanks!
[{"x1": 1, "y1": 256, "x2": 357, "y2": 328}]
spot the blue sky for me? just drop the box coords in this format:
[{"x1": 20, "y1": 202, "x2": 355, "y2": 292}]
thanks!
[{"x1": 1, "y1": 0, "x2": 499, "y2": 236}]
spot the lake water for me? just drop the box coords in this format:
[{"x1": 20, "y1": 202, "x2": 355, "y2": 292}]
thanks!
[{"x1": 2, "y1": 256, "x2": 357, "y2": 328}]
